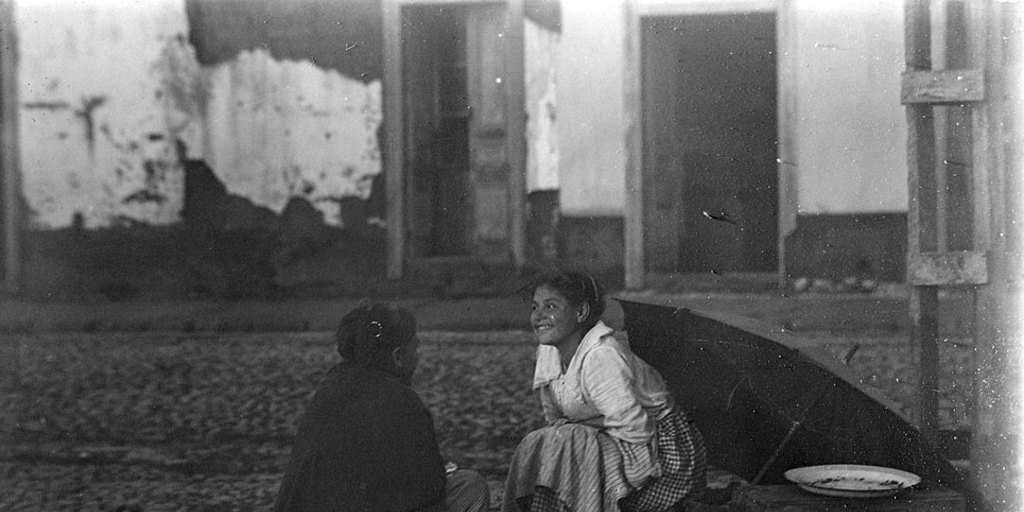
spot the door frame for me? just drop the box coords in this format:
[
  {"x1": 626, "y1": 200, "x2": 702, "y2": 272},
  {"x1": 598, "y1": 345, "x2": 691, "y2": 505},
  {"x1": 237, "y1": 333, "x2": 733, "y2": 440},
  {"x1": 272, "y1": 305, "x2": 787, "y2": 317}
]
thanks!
[
  {"x1": 622, "y1": 0, "x2": 794, "y2": 289},
  {"x1": 1, "y1": 0, "x2": 20, "y2": 295},
  {"x1": 382, "y1": 0, "x2": 526, "y2": 279}
]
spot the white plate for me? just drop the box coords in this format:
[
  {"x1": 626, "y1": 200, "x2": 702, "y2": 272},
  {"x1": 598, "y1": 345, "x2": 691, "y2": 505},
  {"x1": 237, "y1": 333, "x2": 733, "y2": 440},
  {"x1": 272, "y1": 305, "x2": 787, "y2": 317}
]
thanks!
[{"x1": 784, "y1": 464, "x2": 921, "y2": 498}]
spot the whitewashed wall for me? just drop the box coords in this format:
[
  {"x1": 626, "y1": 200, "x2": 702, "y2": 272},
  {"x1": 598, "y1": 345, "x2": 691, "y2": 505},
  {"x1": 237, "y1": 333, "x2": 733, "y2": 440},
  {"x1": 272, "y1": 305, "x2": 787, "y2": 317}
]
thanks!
[
  {"x1": 525, "y1": 19, "x2": 560, "y2": 192},
  {"x1": 554, "y1": 0, "x2": 910, "y2": 217},
  {"x1": 203, "y1": 50, "x2": 382, "y2": 224},
  {"x1": 16, "y1": 0, "x2": 197, "y2": 229},
  {"x1": 556, "y1": 1, "x2": 628, "y2": 216},
  {"x1": 794, "y1": 0, "x2": 907, "y2": 214},
  {"x1": 17, "y1": 0, "x2": 384, "y2": 229}
]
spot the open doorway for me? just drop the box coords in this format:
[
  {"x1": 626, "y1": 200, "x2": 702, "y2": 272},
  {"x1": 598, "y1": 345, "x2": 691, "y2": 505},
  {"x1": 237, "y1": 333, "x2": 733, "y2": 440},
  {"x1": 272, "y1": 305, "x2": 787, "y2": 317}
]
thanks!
[
  {"x1": 401, "y1": 3, "x2": 513, "y2": 261},
  {"x1": 641, "y1": 13, "x2": 778, "y2": 274}
]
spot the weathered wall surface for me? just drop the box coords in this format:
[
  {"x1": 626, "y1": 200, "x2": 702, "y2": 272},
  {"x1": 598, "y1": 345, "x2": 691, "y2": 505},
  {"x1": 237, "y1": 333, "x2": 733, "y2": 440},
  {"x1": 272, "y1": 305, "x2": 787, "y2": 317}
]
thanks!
[
  {"x1": 17, "y1": 0, "x2": 386, "y2": 230},
  {"x1": 525, "y1": 19, "x2": 560, "y2": 192},
  {"x1": 556, "y1": 2, "x2": 627, "y2": 216},
  {"x1": 203, "y1": 50, "x2": 382, "y2": 225},
  {"x1": 793, "y1": 0, "x2": 907, "y2": 214},
  {"x1": 555, "y1": 0, "x2": 908, "y2": 218},
  {"x1": 16, "y1": 0, "x2": 197, "y2": 229}
]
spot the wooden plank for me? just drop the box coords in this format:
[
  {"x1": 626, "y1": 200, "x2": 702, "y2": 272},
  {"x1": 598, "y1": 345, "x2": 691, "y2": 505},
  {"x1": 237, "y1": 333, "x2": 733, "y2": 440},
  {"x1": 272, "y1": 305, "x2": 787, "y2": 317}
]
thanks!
[
  {"x1": 622, "y1": 0, "x2": 645, "y2": 289},
  {"x1": 908, "y1": 251, "x2": 988, "y2": 285},
  {"x1": 901, "y1": 70, "x2": 985, "y2": 104},
  {"x1": 733, "y1": 485, "x2": 966, "y2": 512},
  {"x1": 970, "y1": 3, "x2": 1024, "y2": 511},
  {"x1": 965, "y1": 1, "x2": 991, "y2": 249},
  {"x1": 904, "y1": 0, "x2": 940, "y2": 444},
  {"x1": 382, "y1": 0, "x2": 405, "y2": 279},
  {"x1": 776, "y1": 0, "x2": 798, "y2": 289},
  {"x1": 505, "y1": 0, "x2": 527, "y2": 269},
  {"x1": 0, "y1": 0, "x2": 20, "y2": 295}
]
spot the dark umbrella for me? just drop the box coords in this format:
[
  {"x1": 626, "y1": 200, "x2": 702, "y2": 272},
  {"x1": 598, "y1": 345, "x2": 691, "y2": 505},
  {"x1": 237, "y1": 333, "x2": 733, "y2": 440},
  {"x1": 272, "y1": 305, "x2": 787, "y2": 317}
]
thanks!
[{"x1": 615, "y1": 298, "x2": 966, "y2": 493}]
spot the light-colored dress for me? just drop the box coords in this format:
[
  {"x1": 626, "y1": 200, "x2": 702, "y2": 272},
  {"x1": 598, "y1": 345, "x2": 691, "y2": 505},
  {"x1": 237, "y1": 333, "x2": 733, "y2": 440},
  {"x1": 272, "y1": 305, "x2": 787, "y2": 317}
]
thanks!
[{"x1": 503, "y1": 321, "x2": 706, "y2": 512}]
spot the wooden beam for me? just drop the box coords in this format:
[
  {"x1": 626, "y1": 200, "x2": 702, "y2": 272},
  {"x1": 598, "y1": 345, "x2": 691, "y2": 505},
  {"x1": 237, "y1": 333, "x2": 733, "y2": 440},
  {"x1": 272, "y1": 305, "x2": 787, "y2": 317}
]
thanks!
[
  {"x1": 382, "y1": 0, "x2": 405, "y2": 280},
  {"x1": 777, "y1": 0, "x2": 797, "y2": 289},
  {"x1": 622, "y1": 0, "x2": 644, "y2": 290},
  {"x1": 1, "y1": 0, "x2": 20, "y2": 296},
  {"x1": 970, "y1": 2, "x2": 1024, "y2": 511},
  {"x1": 505, "y1": 0, "x2": 527, "y2": 269},
  {"x1": 966, "y1": 0, "x2": 991, "y2": 250},
  {"x1": 907, "y1": 250, "x2": 988, "y2": 285},
  {"x1": 904, "y1": 0, "x2": 940, "y2": 444},
  {"x1": 901, "y1": 69, "x2": 985, "y2": 104}
]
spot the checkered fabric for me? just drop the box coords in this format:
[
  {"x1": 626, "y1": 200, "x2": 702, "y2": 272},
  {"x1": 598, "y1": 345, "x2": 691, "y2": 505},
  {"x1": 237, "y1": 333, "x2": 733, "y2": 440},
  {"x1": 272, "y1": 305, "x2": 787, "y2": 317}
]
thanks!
[{"x1": 618, "y1": 410, "x2": 708, "y2": 512}]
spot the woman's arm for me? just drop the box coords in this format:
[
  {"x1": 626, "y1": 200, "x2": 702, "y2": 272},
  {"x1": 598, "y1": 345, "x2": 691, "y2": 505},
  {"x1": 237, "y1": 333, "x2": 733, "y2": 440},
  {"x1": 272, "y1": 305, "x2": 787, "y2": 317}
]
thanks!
[
  {"x1": 580, "y1": 345, "x2": 655, "y2": 444},
  {"x1": 539, "y1": 386, "x2": 567, "y2": 425}
]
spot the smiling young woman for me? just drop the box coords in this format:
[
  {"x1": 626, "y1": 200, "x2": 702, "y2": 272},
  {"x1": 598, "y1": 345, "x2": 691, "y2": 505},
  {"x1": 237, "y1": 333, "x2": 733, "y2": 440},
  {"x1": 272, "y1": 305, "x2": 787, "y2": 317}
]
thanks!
[{"x1": 504, "y1": 270, "x2": 707, "y2": 512}]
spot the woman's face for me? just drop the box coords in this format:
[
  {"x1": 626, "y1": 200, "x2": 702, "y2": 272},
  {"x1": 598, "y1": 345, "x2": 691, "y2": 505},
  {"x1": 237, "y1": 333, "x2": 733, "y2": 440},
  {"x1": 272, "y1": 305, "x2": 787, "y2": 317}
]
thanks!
[{"x1": 531, "y1": 285, "x2": 585, "y2": 347}]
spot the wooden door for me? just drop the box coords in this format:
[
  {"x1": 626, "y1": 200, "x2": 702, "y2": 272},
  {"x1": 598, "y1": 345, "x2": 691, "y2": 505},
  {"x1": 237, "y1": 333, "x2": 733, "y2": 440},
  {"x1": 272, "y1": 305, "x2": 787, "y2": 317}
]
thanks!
[
  {"x1": 465, "y1": 4, "x2": 512, "y2": 262},
  {"x1": 400, "y1": 3, "x2": 513, "y2": 263}
]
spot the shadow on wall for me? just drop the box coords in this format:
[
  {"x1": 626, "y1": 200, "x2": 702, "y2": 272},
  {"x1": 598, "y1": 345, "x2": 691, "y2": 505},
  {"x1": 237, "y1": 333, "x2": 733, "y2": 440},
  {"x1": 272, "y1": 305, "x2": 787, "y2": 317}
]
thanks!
[{"x1": 20, "y1": 154, "x2": 394, "y2": 300}]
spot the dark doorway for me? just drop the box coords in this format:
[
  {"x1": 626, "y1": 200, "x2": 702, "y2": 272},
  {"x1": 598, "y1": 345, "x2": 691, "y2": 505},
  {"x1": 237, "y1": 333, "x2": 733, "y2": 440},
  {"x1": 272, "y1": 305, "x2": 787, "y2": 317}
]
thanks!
[
  {"x1": 642, "y1": 13, "x2": 778, "y2": 273},
  {"x1": 402, "y1": 4, "x2": 512, "y2": 261},
  {"x1": 403, "y1": 6, "x2": 472, "y2": 257}
]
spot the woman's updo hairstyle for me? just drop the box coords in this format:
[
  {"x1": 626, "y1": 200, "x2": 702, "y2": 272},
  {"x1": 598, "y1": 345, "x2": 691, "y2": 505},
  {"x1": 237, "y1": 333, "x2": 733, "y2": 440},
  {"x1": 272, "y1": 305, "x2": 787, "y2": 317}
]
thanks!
[
  {"x1": 530, "y1": 268, "x2": 605, "y2": 329},
  {"x1": 336, "y1": 303, "x2": 416, "y2": 370}
]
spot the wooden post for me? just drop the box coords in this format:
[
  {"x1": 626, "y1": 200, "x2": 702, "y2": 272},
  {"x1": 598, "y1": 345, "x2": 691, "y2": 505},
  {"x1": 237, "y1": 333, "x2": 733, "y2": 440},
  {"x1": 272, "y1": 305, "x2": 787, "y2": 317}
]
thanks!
[
  {"x1": 0, "y1": 0, "x2": 20, "y2": 296},
  {"x1": 904, "y1": 0, "x2": 941, "y2": 444},
  {"x1": 505, "y1": 0, "x2": 527, "y2": 269},
  {"x1": 969, "y1": 3, "x2": 1023, "y2": 512},
  {"x1": 622, "y1": 0, "x2": 645, "y2": 290},
  {"x1": 776, "y1": 0, "x2": 798, "y2": 290},
  {"x1": 382, "y1": 0, "x2": 404, "y2": 280}
]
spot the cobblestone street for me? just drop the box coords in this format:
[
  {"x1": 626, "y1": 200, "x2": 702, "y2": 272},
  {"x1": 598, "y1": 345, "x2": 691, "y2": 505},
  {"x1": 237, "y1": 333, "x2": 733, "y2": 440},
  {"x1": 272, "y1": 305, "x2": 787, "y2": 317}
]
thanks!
[{"x1": 0, "y1": 325, "x2": 973, "y2": 511}]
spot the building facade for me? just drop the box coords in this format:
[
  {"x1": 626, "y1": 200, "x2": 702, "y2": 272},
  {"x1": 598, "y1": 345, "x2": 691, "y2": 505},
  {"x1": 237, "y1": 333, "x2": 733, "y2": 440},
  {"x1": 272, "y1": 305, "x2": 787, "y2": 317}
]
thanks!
[{"x1": 0, "y1": 0, "x2": 924, "y2": 298}]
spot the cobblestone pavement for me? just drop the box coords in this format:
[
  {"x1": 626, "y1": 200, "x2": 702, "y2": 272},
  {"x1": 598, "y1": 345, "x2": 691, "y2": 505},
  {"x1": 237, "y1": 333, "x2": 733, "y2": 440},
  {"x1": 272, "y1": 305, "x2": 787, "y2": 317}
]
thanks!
[{"x1": 0, "y1": 330, "x2": 971, "y2": 511}]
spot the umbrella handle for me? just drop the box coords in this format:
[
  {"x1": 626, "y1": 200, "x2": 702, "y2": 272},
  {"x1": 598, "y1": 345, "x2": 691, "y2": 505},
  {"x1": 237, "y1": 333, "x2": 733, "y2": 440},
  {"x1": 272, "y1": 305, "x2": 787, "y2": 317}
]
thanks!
[
  {"x1": 752, "y1": 420, "x2": 801, "y2": 484},
  {"x1": 751, "y1": 378, "x2": 835, "y2": 484}
]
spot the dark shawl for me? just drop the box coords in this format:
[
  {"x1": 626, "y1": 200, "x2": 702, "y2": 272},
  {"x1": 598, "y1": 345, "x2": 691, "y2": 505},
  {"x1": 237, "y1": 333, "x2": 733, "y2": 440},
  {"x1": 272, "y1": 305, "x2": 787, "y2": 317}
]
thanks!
[{"x1": 275, "y1": 363, "x2": 446, "y2": 512}]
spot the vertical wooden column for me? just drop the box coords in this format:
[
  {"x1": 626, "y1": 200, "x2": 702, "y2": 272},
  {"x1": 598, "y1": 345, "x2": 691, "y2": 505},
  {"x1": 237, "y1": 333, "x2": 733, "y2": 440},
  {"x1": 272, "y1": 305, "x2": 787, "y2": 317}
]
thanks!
[
  {"x1": 970, "y1": 2, "x2": 1022, "y2": 511},
  {"x1": 904, "y1": 0, "x2": 941, "y2": 444},
  {"x1": 505, "y1": 0, "x2": 527, "y2": 269},
  {"x1": 382, "y1": 0, "x2": 405, "y2": 280},
  {"x1": 622, "y1": 0, "x2": 645, "y2": 290},
  {"x1": 776, "y1": 0, "x2": 798, "y2": 289},
  {"x1": 0, "y1": 0, "x2": 20, "y2": 296}
]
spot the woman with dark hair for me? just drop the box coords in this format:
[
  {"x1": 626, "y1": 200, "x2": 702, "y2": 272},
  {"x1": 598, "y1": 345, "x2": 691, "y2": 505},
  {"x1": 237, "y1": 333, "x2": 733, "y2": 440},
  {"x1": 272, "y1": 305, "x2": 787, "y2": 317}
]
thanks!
[
  {"x1": 275, "y1": 303, "x2": 489, "y2": 512},
  {"x1": 503, "y1": 270, "x2": 707, "y2": 512}
]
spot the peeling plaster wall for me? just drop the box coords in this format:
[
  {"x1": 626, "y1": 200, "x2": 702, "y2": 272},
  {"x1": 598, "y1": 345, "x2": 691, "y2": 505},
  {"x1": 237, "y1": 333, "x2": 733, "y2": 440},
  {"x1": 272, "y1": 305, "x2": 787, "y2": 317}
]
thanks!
[
  {"x1": 16, "y1": 0, "x2": 198, "y2": 229},
  {"x1": 525, "y1": 19, "x2": 560, "y2": 192},
  {"x1": 204, "y1": 50, "x2": 382, "y2": 225}
]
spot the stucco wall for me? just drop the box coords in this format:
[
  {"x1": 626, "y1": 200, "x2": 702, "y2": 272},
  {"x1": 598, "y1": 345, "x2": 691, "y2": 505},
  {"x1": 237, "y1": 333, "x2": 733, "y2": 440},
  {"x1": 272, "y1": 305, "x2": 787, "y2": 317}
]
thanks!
[
  {"x1": 554, "y1": 0, "x2": 909, "y2": 218},
  {"x1": 525, "y1": 19, "x2": 560, "y2": 192},
  {"x1": 204, "y1": 50, "x2": 382, "y2": 224},
  {"x1": 794, "y1": 0, "x2": 908, "y2": 214},
  {"x1": 556, "y1": 2, "x2": 627, "y2": 216},
  {"x1": 17, "y1": 0, "x2": 197, "y2": 229},
  {"x1": 18, "y1": 0, "x2": 385, "y2": 230}
]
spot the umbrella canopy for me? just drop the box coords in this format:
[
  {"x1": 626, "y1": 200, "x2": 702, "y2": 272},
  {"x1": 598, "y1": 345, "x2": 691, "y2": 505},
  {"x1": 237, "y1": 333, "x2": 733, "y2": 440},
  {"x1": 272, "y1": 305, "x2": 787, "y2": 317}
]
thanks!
[{"x1": 615, "y1": 299, "x2": 965, "y2": 492}]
